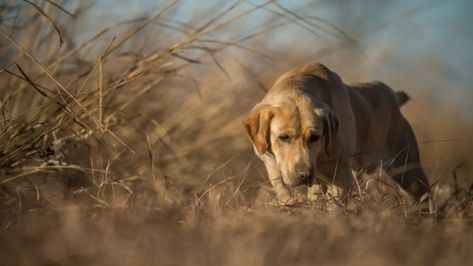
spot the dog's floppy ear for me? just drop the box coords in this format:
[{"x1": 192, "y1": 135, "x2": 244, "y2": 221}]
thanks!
[
  {"x1": 318, "y1": 108, "x2": 339, "y2": 156},
  {"x1": 242, "y1": 104, "x2": 274, "y2": 155}
]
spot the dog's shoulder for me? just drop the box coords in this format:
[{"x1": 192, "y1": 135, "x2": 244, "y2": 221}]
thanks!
[
  {"x1": 273, "y1": 63, "x2": 343, "y2": 92},
  {"x1": 275, "y1": 63, "x2": 336, "y2": 83},
  {"x1": 296, "y1": 63, "x2": 333, "y2": 81}
]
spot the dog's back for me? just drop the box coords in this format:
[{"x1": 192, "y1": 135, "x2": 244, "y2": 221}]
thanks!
[
  {"x1": 346, "y1": 82, "x2": 398, "y2": 167},
  {"x1": 347, "y1": 81, "x2": 430, "y2": 198}
]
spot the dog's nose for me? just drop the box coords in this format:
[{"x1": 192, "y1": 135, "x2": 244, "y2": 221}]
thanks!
[{"x1": 296, "y1": 165, "x2": 312, "y2": 183}]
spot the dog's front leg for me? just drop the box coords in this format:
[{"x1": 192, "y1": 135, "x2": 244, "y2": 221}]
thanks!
[
  {"x1": 266, "y1": 165, "x2": 294, "y2": 205},
  {"x1": 307, "y1": 184, "x2": 324, "y2": 202},
  {"x1": 260, "y1": 153, "x2": 305, "y2": 205}
]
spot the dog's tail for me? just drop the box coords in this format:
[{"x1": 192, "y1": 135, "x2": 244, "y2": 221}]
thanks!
[{"x1": 395, "y1": 91, "x2": 410, "y2": 106}]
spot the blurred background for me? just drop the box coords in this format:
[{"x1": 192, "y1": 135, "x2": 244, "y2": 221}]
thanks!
[{"x1": 1, "y1": 1, "x2": 473, "y2": 265}]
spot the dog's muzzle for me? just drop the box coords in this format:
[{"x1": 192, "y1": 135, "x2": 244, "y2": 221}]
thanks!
[{"x1": 296, "y1": 166, "x2": 314, "y2": 186}]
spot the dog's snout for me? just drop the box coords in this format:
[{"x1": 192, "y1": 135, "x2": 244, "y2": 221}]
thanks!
[
  {"x1": 297, "y1": 169, "x2": 311, "y2": 180},
  {"x1": 296, "y1": 165, "x2": 312, "y2": 182}
]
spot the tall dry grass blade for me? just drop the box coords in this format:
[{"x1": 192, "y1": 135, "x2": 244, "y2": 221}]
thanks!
[
  {"x1": 98, "y1": 58, "x2": 103, "y2": 124},
  {"x1": 308, "y1": 15, "x2": 358, "y2": 41},
  {"x1": 0, "y1": 28, "x2": 134, "y2": 153},
  {"x1": 198, "y1": 39, "x2": 278, "y2": 63},
  {"x1": 127, "y1": 0, "x2": 274, "y2": 79},
  {"x1": 274, "y1": 3, "x2": 365, "y2": 55},
  {"x1": 209, "y1": 52, "x2": 231, "y2": 79},
  {"x1": 49, "y1": 27, "x2": 110, "y2": 69},
  {"x1": 22, "y1": 0, "x2": 64, "y2": 47},
  {"x1": 195, "y1": 175, "x2": 242, "y2": 207},
  {"x1": 44, "y1": 0, "x2": 76, "y2": 18},
  {"x1": 3, "y1": 68, "x2": 54, "y2": 94},
  {"x1": 193, "y1": 0, "x2": 242, "y2": 34},
  {"x1": 146, "y1": 133, "x2": 156, "y2": 180},
  {"x1": 276, "y1": 3, "x2": 351, "y2": 41},
  {"x1": 0, "y1": 100, "x2": 6, "y2": 126},
  {"x1": 244, "y1": 0, "x2": 321, "y2": 38},
  {"x1": 225, "y1": 161, "x2": 251, "y2": 207},
  {"x1": 14, "y1": 63, "x2": 94, "y2": 136},
  {"x1": 15, "y1": 64, "x2": 50, "y2": 99},
  {"x1": 0, "y1": 28, "x2": 99, "y2": 127},
  {"x1": 103, "y1": 0, "x2": 180, "y2": 59},
  {"x1": 171, "y1": 53, "x2": 202, "y2": 64},
  {"x1": 234, "y1": 56, "x2": 268, "y2": 92}
]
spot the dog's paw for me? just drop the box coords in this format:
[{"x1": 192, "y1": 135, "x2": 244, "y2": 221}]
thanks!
[
  {"x1": 307, "y1": 184, "x2": 325, "y2": 202},
  {"x1": 275, "y1": 188, "x2": 306, "y2": 206}
]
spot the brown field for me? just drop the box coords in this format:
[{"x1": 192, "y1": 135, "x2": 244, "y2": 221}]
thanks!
[{"x1": 1, "y1": 1, "x2": 472, "y2": 265}]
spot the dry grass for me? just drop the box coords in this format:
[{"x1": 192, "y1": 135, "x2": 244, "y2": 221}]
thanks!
[{"x1": 0, "y1": 1, "x2": 472, "y2": 265}]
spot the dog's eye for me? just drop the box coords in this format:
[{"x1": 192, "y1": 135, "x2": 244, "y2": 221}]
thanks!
[
  {"x1": 278, "y1": 135, "x2": 291, "y2": 143},
  {"x1": 308, "y1": 133, "x2": 320, "y2": 144}
]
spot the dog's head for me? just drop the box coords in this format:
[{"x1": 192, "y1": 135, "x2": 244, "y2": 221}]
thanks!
[{"x1": 243, "y1": 101, "x2": 338, "y2": 187}]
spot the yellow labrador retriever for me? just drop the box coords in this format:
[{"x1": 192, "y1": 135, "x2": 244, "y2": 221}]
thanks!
[{"x1": 243, "y1": 63, "x2": 431, "y2": 205}]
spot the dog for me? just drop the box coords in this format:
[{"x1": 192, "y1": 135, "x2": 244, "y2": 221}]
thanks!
[{"x1": 243, "y1": 63, "x2": 431, "y2": 205}]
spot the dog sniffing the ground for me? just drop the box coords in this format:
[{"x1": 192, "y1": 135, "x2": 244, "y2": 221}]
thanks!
[{"x1": 243, "y1": 63, "x2": 431, "y2": 206}]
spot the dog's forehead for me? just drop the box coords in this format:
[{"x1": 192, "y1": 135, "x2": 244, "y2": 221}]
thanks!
[{"x1": 271, "y1": 103, "x2": 318, "y2": 133}]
